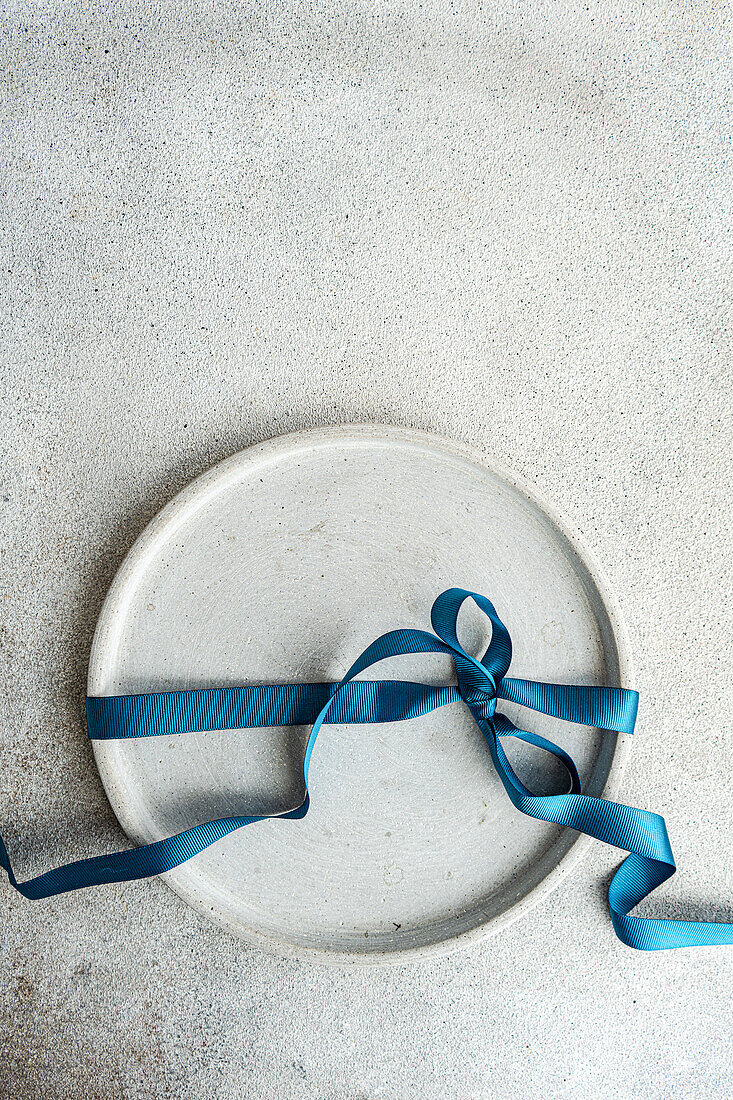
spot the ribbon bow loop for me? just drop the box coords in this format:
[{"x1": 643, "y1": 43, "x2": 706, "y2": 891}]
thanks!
[
  {"x1": 429, "y1": 587, "x2": 510, "y2": 723},
  {"x1": 430, "y1": 587, "x2": 512, "y2": 682}
]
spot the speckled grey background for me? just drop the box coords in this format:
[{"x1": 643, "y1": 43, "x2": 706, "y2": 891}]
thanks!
[{"x1": 1, "y1": 2, "x2": 731, "y2": 1097}]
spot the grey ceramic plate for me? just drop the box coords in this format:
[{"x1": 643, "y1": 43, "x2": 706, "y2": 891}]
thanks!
[{"x1": 88, "y1": 426, "x2": 632, "y2": 963}]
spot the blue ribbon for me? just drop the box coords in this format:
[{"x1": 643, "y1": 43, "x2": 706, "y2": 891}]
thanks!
[{"x1": 2, "y1": 588, "x2": 731, "y2": 951}]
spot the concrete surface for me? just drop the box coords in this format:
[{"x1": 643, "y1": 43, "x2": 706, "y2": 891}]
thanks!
[{"x1": 1, "y1": 2, "x2": 731, "y2": 1097}]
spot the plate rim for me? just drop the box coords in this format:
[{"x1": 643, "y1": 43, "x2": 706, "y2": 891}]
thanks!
[{"x1": 88, "y1": 424, "x2": 634, "y2": 965}]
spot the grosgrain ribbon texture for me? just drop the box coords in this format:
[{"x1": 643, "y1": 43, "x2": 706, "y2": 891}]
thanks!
[{"x1": 2, "y1": 588, "x2": 732, "y2": 952}]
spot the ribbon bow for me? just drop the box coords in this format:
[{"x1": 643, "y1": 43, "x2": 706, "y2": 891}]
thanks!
[{"x1": 2, "y1": 588, "x2": 732, "y2": 952}]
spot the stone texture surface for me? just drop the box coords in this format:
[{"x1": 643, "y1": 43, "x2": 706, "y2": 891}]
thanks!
[{"x1": 0, "y1": 2, "x2": 731, "y2": 1097}]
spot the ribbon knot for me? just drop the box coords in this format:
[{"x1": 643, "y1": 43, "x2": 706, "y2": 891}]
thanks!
[
  {"x1": 459, "y1": 685, "x2": 497, "y2": 722},
  {"x1": 455, "y1": 666, "x2": 498, "y2": 722}
]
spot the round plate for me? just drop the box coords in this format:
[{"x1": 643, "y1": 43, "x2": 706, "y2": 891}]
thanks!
[{"x1": 88, "y1": 426, "x2": 632, "y2": 963}]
